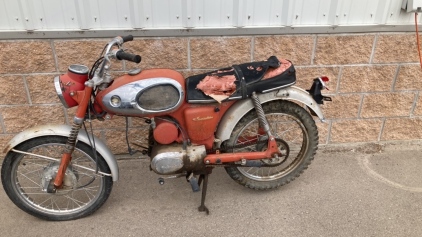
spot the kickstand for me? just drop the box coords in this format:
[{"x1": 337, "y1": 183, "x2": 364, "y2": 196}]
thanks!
[{"x1": 198, "y1": 173, "x2": 209, "y2": 215}]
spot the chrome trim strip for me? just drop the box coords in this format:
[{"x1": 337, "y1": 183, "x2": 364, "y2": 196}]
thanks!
[
  {"x1": 227, "y1": 96, "x2": 242, "y2": 100},
  {"x1": 68, "y1": 64, "x2": 89, "y2": 75},
  {"x1": 187, "y1": 99, "x2": 216, "y2": 104},
  {"x1": 187, "y1": 96, "x2": 242, "y2": 104},
  {"x1": 261, "y1": 82, "x2": 296, "y2": 93},
  {"x1": 53, "y1": 76, "x2": 70, "y2": 108}
]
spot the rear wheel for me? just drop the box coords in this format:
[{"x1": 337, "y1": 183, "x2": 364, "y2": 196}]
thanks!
[
  {"x1": 1, "y1": 136, "x2": 113, "y2": 221},
  {"x1": 224, "y1": 100, "x2": 318, "y2": 190}
]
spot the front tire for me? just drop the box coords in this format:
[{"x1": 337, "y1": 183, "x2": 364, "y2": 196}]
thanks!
[
  {"x1": 224, "y1": 100, "x2": 318, "y2": 190},
  {"x1": 1, "y1": 136, "x2": 113, "y2": 221}
]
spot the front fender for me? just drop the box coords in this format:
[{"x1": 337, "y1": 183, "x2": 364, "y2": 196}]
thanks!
[
  {"x1": 215, "y1": 86, "x2": 326, "y2": 144},
  {"x1": 4, "y1": 124, "x2": 119, "y2": 181}
]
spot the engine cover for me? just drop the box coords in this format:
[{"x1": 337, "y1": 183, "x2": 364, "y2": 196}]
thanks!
[
  {"x1": 153, "y1": 120, "x2": 179, "y2": 145},
  {"x1": 101, "y1": 77, "x2": 184, "y2": 116},
  {"x1": 150, "y1": 144, "x2": 206, "y2": 175}
]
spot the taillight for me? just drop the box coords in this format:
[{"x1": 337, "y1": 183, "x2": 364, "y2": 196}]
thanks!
[
  {"x1": 318, "y1": 76, "x2": 329, "y2": 90},
  {"x1": 54, "y1": 65, "x2": 89, "y2": 108},
  {"x1": 307, "y1": 76, "x2": 332, "y2": 104},
  {"x1": 320, "y1": 76, "x2": 329, "y2": 82}
]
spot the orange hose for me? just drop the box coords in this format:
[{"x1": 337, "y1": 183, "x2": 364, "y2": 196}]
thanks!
[{"x1": 416, "y1": 12, "x2": 422, "y2": 69}]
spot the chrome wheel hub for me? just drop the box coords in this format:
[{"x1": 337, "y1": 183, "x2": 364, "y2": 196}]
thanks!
[{"x1": 41, "y1": 163, "x2": 78, "y2": 195}]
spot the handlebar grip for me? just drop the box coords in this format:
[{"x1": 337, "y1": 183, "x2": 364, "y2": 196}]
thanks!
[
  {"x1": 116, "y1": 50, "x2": 141, "y2": 63},
  {"x1": 121, "y1": 35, "x2": 134, "y2": 43}
]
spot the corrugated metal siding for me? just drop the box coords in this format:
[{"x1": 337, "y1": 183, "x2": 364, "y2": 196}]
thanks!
[{"x1": 0, "y1": 0, "x2": 420, "y2": 38}]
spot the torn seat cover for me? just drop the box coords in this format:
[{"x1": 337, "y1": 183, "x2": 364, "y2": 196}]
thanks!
[
  {"x1": 195, "y1": 69, "x2": 237, "y2": 102},
  {"x1": 186, "y1": 56, "x2": 296, "y2": 103}
]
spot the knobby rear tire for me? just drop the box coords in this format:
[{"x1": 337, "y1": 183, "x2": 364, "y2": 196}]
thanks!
[{"x1": 224, "y1": 100, "x2": 318, "y2": 190}]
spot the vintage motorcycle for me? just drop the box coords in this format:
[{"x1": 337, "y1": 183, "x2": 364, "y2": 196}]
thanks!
[{"x1": 1, "y1": 35, "x2": 330, "y2": 221}]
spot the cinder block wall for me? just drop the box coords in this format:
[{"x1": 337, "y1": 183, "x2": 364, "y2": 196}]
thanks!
[{"x1": 0, "y1": 33, "x2": 421, "y2": 154}]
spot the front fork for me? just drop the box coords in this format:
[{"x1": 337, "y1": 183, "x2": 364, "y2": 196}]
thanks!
[{"x1": 53, "y1": 86, "x2": 93, "y2": 190}]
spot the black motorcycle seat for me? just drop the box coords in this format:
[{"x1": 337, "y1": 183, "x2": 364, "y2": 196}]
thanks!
[{"x1": 186, "y1": 56, "x2": 296, "y2": 103}]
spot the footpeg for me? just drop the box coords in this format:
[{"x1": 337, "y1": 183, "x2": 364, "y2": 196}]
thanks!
[{"x1": 158, "y1": 173, "x2": 186, "y2": 186}]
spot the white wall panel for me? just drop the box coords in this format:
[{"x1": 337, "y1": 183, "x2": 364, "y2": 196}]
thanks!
[
  {"x1": 246, "y1": 0, "x2": 272, "y2": 26},
  {"x1": 36, "y1": 0, "x2": 68, "y2": 29},
  {"x1": 60, "y1": 1, "x2": 80, "y2": 29},
  {"x1": 1, "y1": 0, "x2": 421, "y2": 38},
  {"x1": 0, "y1": 0, "x2": 11, "y2": 30},
  {"x1": 2, "y1": 0, "x2": 25, "y2": 30},
  {"x1": 193, "y1": 0, "x2": 234, "y2": 27}
]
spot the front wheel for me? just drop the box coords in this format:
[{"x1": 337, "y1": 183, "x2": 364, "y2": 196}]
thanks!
[
  {"x1": 223, "y1": 100, "x2": 318, "y2": 190},
  {"x1": 1, "y1": 136, "x2": 113, "y2": 221}
]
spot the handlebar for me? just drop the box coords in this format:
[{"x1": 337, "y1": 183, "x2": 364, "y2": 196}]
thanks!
[
  {"x1": 121, "y1": 35, "x2": 134, "y2": 43},
  {"x1": 115, "y1": 49, "x2": 141, "y2": 63},
  {"x1": 95, "y1": 35, "x2": 140, "y2": 82}
]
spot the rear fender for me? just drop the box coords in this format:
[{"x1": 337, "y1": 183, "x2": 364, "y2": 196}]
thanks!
[
  {"x1": 3, "y1": 124, "x2": 119, "y2": 181},
  {"x1": 215, "y1": 86, "x2": 325, "y2": 145}
]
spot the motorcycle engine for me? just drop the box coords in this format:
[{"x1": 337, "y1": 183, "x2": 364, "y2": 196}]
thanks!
[{"x1": 150, "y1": 143, "x2": 206, "y2": 175}]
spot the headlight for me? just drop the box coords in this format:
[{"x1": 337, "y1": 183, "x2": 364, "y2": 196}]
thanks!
[
  {"x1": 54, "y1": 76, "x2": 70, "y2": 108},
  {"x1": 54, "y1": 65, "x2": 89, "y2": 108}
]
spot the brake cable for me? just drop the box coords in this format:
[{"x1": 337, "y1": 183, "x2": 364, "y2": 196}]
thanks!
[{"x1": 77, "y1": 102, "x2": 100, "y2": 189}]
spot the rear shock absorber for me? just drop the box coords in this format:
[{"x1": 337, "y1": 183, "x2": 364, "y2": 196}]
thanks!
[
  {"x1": 251, "y1": 92, "x2": 280, "y2": 160},
  {"x1": 251, "y1": 92, "x2": 272, "y2": 137}
]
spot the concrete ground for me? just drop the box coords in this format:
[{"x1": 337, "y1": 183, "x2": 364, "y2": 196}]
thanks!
[{"x1": 1, "y1": 141, "x2": 422, "y2": 237}]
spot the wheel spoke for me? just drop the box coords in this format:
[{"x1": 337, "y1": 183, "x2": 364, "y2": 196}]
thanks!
[
  {"x1": 38, "y1": 196, "x2": 54, "y2": 206},
  {"x1": 52, "y1": 198, "x2": 61, "y2": 212},
  {"x1": 17, "y1": 171, "x2": 42, "y2": 188},
  {"x1": 267, "y1": 167, "x2": 272, "y2": 176},
  {"x1": 64, "y1": 195, "x2": 84, "y2": 208},
  {"x1": 83, "y1": 188, "x2": 94, "y2": 201},
  {"x1": 18, "y1": 166, "x2": 45, "y2": 177}
]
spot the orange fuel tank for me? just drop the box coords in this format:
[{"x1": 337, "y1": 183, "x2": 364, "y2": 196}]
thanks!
[{"x1": 96, "y1": 69, "x2": 186, "y2": 117}]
